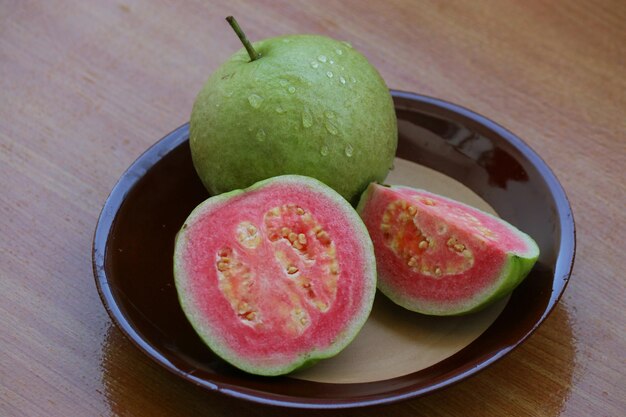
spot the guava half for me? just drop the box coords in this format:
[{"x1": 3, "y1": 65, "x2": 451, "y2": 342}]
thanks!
[
  {"x1": 174, "y1": 175, "x2": 376, "y2": 375},
  {"x1": 357, "y1": 183, "x2": 539, "y2": 316}
]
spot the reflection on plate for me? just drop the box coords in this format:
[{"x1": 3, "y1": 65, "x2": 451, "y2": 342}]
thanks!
[{"x1": 93, "y1": 91, "x2": 575, "y2": 408}]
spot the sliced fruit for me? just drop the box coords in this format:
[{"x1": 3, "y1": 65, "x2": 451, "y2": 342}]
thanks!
[
  {"x1": 357, "y1": 183, "x2": 539, "y2": 315},
  {"x1": 174, "y1": 175, "x2": 376, "y2": 375}
]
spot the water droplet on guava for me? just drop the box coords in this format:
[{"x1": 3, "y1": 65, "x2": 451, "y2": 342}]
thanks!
[
  {"x1": 329, "y1": 59, "x2": 335, "y2": 64},
  {"x1": 320, "y1": 145, "x2": 329, "y2": 156},
  {"x1": 310, "y1": 61, "x2": 319, "y2": 69},
  {"x1": 302, "y1": 107, "x2": 313, "y2": 128},
  {"x1": 326, "y1": 71, "x2": 334, "y2": 78},
  {"x1": 350, "y1": 76, "x2": 357, "y2": 83},
  {"x1": 324, "y1": 110, "x2": 335, "y2": 119},
  {"x1": 325, "y1": 119, "x2": 338, "y2": 135},
  {"x1": 275, "y1": 106, "x2": 286, "y2": 114},
  {"x1": 317, "y1": 55, "x2": 327, "y2": 63},
  {"x1": 256, "y1": 128, "x2": 266, "y2": 142},
  {"x1": 288, "y1": 86, "x2": 296, "y2": 93},
  {"x1": 339, "y1": 76, "x2": 346, "y2": 84},
  {"x1": 342, "y1": 41, "x2": 352, "y2": 48},
  {"x1": 344, "y1": 144, "x2": 354, "y2": 157},
  {"x1": 335, "y1": 49, "x2": 343, "y2": 55},
  {"x1": 247, "y1": 94, "x2": 263, "y2": 108},
  {"x1": 279, "y1": 79, "x2": 289, "y2": 87},
  {"x1": 224, "y1": 91, "x2": 233, "y2": 97}
]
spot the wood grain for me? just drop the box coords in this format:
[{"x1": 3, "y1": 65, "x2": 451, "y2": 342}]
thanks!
[{"x1": 1, "y1": 0, "x2": 624, "y2": 416}]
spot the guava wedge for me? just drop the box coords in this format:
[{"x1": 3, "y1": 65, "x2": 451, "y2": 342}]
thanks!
[
  {"x1": 173, "y1": 175, "x2": 376, "y2": 375},
  {"x1": 356, "y1": 183, "x2": 539, "y2": 316}
]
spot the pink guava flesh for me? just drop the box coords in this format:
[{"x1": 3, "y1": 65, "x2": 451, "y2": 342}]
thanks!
[
  {"x1": 174, "y1": 175, "x2": 376, "y2": 375},
  {"x1": 357, "y1": 184, "x2": 539, "y2": 315}
]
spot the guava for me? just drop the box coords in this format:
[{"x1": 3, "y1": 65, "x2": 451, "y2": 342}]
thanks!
[
  {"x1": 173, "y1": 175, "x2": 377, "y2": 375},
  {"x1": 190, "y1": 17, "x2": 397, "y2": 205},
  {"x1": 357, "y1": 183, "x2": 539, "y2": 316}
]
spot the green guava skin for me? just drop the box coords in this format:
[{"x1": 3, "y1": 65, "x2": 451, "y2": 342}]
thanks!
[{"x1": 190, "y1": 35, "x2": 397, "y2": 205}]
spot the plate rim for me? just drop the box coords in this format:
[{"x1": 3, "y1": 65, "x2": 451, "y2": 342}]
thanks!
[{"x1": 92, "y1": 90, "x2": 576, "y2": 409}]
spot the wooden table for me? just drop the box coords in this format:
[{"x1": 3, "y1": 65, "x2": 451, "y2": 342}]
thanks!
[{"x1": 1, "y1": 1, "x2": 624, "y2": 416}]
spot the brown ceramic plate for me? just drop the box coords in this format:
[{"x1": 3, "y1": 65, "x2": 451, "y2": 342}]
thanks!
[{"x1": 92, "y1": 91, "x2": 575, "y2": 409}]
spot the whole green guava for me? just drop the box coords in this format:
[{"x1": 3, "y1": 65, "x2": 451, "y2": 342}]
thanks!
[{"x1": 190, "y1": 28, "x2": 397, "y2": 204}]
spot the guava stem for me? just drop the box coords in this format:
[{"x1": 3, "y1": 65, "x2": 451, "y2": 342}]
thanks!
[{"x1": 226, "y1": 16, "x2": 261, "y2": 62}]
